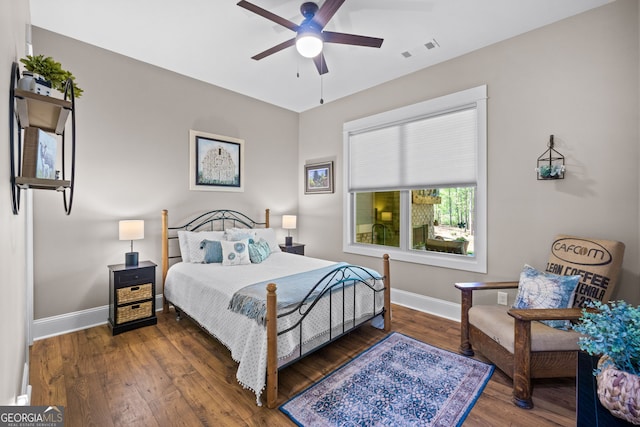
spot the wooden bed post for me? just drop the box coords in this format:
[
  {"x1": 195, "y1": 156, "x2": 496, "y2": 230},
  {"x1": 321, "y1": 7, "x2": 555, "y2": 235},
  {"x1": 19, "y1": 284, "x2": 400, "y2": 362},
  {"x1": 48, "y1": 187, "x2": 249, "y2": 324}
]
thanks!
[
  {"x1": 162, "y1": 209, "x2": 170, "y2": 314},
  {"x1": 266, "y1": 283, "x2": 278, "y2": 408},
  {"x1": 265, "y1": 208, "x2": 270, "y2": 228},
  {"x1": 383, "y1": 254, "x2": 391, "y2": 332}
]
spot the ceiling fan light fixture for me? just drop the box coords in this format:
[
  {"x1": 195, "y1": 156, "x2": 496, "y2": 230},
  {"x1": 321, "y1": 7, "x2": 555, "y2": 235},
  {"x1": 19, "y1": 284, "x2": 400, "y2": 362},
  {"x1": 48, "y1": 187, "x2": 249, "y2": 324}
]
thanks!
[{"x1": 296, "y1": 30, "x2": 323, "y2": 58}]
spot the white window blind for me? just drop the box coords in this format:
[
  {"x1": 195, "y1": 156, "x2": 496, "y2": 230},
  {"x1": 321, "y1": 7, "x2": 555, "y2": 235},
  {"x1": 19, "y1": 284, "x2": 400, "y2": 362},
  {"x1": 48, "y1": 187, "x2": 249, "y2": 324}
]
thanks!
[{"x1": 348, "y1": 107, "x2": 477, "y2": 192}]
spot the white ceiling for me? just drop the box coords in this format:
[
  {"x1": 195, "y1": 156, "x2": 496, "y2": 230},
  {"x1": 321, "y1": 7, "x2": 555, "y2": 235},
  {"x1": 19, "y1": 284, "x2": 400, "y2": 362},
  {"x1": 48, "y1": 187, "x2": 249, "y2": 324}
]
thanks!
[{"x1": 29, "y1": 0, "x2": 611, "y2": 112}]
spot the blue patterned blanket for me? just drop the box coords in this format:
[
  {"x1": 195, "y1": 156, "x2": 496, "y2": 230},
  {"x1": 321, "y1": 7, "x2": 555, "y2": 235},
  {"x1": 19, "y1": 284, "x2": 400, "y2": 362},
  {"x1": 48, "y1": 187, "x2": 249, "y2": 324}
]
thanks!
[{"x1": 228, "y1": 263, "x2": 382, "y2": 325}]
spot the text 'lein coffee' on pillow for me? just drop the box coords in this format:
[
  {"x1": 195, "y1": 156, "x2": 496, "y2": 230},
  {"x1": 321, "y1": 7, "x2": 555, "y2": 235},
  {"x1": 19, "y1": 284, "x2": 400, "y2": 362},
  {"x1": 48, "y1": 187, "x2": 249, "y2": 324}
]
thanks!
[{"x1": 513, "y1": 264, "x2": 581, "y2": 330}]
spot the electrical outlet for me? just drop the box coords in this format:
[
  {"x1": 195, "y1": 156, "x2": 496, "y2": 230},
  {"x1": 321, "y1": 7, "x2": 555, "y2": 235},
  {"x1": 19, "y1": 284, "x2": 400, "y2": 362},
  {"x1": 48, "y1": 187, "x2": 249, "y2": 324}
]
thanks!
[{"x1": 497, "y1": 291, "x2": 508, "y2": 306}]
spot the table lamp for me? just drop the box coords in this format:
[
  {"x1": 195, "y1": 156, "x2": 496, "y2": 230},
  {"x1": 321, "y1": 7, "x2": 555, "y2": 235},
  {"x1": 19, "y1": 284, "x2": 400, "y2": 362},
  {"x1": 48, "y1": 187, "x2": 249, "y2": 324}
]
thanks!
[
  {"x1": 119, "y1": 220, "x2": 144, "y2": 267},
  {"x1": 282, "y1": 215, "x2": 297, "y2": 246}
]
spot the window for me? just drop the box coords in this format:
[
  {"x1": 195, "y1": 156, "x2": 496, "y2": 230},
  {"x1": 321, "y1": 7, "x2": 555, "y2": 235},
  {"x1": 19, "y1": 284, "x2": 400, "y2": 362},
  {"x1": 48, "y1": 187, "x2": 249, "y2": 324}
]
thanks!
[{"x1": 343, "y1": 86, "x2": 487, "y2": 272}]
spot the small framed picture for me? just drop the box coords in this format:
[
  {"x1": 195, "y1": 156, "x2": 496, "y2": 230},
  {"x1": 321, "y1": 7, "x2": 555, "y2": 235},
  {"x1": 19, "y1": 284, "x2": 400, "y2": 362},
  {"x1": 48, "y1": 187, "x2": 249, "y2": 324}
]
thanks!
[
  {"x1": 189, "y1": 130, "x2": 244, "y2": 192},
  {"x1": 304, "y1": 161, "x2": 334, "y2": 194}
]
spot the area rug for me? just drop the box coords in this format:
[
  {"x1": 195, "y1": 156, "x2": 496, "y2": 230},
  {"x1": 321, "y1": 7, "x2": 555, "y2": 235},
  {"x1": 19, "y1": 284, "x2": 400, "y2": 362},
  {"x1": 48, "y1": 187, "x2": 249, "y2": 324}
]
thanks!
[{"x1": 280, "y1": 332, "x2": 494, "y2": 427}]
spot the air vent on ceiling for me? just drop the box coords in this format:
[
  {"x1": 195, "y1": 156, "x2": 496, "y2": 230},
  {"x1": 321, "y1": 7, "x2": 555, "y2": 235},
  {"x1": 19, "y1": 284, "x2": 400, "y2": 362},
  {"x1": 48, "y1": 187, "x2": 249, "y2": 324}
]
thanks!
[
  {"x1": 401, "y1": 39, "x2": 440, "y2": 59},
  {"x1": 425, "y1": 39, "x2": 440, "y2": 50}
]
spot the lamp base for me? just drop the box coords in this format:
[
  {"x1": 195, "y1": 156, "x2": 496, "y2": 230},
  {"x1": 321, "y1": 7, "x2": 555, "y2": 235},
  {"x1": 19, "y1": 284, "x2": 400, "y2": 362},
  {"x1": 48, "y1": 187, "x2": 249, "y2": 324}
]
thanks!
[
  {"x1": 125, "y1": 252, "x2": 139, "y2": 267},
  {"x1": 285, "y1": 236, "x2": 293, "y2": 246}
]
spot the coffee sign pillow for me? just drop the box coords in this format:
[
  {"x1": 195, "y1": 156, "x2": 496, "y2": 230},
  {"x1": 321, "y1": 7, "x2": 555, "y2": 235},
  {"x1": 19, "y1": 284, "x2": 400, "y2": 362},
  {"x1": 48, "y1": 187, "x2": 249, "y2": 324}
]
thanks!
[{"x1": 545, "y1": 235, "x2": 625, "y2": 308}]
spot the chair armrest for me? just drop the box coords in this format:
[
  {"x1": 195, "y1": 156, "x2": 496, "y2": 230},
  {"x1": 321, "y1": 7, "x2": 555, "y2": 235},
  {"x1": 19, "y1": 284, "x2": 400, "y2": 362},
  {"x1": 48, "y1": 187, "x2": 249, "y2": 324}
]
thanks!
[
  {"x1": 508, "y1": 307, "x2": 583, "y2": 322},
  {"x1": 455, "y1": 281, "x2": 519, "y2": 291}
]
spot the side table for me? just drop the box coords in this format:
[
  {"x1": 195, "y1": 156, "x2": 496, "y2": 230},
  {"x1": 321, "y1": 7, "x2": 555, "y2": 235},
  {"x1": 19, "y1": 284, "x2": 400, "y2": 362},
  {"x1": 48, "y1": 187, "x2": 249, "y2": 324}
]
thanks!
[
  {"x1": 279, "y1": 243, "x2": 305, "y2": 256},
  {"x1": 577, "y1": 351, "x2": 633, "y2": 426}
]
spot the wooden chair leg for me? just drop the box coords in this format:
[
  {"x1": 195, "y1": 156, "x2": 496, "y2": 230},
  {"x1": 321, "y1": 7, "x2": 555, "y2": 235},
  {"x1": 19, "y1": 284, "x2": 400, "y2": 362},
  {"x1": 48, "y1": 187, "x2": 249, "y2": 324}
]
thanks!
[
  {"x1": 459, "y1": 288, "x2": 474, "y2": 356},
  {"x1": 513, "y1": 318, "x2": 533, "y2": 409}
]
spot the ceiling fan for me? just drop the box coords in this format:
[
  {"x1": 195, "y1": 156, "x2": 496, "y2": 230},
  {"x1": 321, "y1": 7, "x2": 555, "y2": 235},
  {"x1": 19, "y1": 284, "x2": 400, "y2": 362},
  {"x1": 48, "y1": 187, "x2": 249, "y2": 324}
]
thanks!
[{"x1": 237, "y1": 0, "x2": 384, "y2": 75}]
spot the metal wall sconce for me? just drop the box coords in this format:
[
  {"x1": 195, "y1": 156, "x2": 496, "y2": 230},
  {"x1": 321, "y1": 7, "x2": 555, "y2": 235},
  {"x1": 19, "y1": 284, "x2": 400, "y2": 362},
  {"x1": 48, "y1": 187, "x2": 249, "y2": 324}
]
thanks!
[{"x1": 536, "y1": 134, "x2": 565, "y2": 180}]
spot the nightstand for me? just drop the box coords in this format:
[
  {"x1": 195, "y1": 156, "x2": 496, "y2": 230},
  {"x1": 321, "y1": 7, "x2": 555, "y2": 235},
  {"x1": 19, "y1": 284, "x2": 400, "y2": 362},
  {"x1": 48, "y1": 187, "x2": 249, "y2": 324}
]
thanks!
[
  {"x1": 108, "y1": 260, "x2": 157, "y2": 335},
  {"x1": 279, "y1": 243, "x2": 305, "y2": 256}
]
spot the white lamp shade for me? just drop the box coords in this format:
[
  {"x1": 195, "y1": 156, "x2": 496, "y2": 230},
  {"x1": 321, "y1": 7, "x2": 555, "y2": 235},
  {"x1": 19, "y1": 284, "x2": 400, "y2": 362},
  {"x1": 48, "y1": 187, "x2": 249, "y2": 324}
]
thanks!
[
  {"x1": 119, "y1": 220, "x2": 144, "y2": 241},
  {"x1": 296, "y1": 33, "x2": 323, "y2": 58},
  {"x1": 381, "y1": 212, "x2": 392, "y2": 222},
  {"x1": 282, "y1": 215, "x2": 297, "y2": 230}
]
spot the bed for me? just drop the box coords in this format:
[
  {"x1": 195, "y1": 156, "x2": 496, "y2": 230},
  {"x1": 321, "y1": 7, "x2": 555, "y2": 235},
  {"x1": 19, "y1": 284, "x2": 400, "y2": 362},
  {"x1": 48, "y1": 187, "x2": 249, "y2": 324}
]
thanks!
[{"x1": 161, "y1": 208, "x2": 391, "y2": 408}]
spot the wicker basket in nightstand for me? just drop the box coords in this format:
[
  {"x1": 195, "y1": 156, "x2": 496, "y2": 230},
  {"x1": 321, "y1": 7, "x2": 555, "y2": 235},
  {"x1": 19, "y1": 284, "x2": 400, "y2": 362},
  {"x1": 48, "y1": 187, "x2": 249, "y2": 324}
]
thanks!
[{"x1": 108, "y1": 261, "x2": 157, "y2": 335}]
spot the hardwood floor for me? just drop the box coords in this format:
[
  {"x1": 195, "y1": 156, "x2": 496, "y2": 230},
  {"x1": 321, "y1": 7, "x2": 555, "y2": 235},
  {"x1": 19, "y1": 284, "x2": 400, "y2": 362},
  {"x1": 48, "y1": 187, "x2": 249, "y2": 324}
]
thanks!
[{"x1": 30, "y1": 304, "x2": 576, "y2": 426}]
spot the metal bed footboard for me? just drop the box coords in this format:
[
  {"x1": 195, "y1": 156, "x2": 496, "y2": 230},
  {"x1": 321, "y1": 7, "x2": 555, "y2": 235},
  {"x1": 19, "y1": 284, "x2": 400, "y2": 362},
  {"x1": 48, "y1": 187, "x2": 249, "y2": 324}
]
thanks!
[{"x1": 275, "y1": 265, "x2": 387, "y2": 370}]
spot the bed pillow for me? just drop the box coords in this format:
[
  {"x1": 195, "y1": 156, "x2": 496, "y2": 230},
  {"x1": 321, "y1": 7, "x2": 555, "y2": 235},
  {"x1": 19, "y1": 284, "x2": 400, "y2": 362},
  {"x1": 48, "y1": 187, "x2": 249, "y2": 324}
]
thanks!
[
  {"x1": 221, "y1": 238, "x2": 251, "y2": 266},
  {"x1": 225, "y1": 228, "x2": 257, "y2": 242},
  {"x1": 254, "y1": 228, "x2": 281, "y2": 253},
  {"x1": 178, "y1": 230, "x2": 225, "y2": 263},
  {"x1": 512, "y1": 264, "x2": 581, "y2": 330},
  {"x1": 248, "y1": 238, "x2": 271, "y2": 264},
  {"x1": 200, "y1": 239, "x2": 223, "y2": 264}
]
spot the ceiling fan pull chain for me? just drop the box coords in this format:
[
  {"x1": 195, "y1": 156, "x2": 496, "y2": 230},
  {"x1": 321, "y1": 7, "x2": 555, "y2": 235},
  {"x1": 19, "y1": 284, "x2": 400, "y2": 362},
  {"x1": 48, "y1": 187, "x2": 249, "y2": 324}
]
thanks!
[{"x1": 320, "y1": 63, "x2": 324, "y2": 104}]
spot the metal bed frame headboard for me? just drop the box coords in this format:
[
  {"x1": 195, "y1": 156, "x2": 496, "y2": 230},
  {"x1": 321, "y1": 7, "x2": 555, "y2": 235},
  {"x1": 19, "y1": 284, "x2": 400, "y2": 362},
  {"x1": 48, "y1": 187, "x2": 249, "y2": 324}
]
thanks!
[
  {"x1": 161, "y1": 208, "x2": 270, "y2": 289},
  {"x1": 169, "y1": 209, "x2": 269, "y2": 233}
]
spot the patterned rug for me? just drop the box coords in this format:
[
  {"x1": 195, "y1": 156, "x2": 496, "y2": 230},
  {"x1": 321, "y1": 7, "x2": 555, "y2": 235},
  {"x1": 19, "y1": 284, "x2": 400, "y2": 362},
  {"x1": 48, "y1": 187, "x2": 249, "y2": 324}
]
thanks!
[{"x1": 280, "y1": 332, "x2": 494, "y2": 427}]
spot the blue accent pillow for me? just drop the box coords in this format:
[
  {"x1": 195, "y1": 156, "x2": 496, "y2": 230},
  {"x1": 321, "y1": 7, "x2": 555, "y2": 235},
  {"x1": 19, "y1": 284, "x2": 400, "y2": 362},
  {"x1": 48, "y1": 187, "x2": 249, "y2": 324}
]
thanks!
[
  {"x1": 513, "y1": 264, "x2": 581, "y2": 330},
  {"x1": 248, "y1": 238, "x2": 271, "y2": 264},
  {"x1": 200, "y1": 239, "x2": 223, "y2": 264}
]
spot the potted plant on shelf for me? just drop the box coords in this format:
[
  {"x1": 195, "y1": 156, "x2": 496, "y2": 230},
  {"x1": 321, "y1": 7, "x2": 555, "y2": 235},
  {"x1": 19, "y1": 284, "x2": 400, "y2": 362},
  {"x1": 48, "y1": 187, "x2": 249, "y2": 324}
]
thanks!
[
  {"x1": 19, "y1": 55, "x2": 83, "y2": 98},
  {"x1": 573, "y1": 300, "x2": 640, "y2": 425}
]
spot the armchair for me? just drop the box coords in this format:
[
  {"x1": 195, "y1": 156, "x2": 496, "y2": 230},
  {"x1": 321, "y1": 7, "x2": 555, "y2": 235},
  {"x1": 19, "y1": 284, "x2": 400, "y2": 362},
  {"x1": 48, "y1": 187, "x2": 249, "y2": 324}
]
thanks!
[{"x1": 456, "y1": 235, "x2": 625, "y2": 409}]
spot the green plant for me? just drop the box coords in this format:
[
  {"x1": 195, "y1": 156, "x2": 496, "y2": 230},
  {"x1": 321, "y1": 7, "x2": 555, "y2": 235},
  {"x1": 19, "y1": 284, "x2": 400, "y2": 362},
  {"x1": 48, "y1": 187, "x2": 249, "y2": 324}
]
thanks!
[
  {"x1": 20, "y1": 55, "x2": 83, "y2": 97},
  {"x1": 573, "y1": 300, "x2": 640, "y2": 376}
]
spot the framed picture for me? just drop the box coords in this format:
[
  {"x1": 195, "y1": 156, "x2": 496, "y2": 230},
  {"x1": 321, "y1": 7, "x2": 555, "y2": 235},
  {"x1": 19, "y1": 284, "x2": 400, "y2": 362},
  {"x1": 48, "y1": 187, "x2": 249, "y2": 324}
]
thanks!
[
  {"x1": 304, "y1": 161, "x2": 334, "y2": 194},
  {"x1": 189, "y1": 130, "x2": 244, "y2": 192}
]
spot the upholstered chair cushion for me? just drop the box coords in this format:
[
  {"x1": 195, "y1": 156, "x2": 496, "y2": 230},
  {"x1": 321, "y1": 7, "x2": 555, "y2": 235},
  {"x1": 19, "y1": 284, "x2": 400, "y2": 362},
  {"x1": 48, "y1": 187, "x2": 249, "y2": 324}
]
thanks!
[{"x1": 469, "y1": 305, "x2": 582, "y2": 353}]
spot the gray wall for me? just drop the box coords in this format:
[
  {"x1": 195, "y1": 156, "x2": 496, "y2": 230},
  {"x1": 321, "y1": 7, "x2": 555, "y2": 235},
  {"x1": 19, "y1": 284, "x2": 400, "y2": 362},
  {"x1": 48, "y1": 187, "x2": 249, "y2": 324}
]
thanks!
[
  {"x1": 298, "y1": 0, "x2": 640, "y2": 305},
  {"x1": 29, "y1": 0, "x2": 640, "y2": 321},
  {"x1": 31, "y1": 28, "x2": 300, "y2": 318},
  {"x1": 1, "y1": 0, "x2": 30, "y2": 405}
]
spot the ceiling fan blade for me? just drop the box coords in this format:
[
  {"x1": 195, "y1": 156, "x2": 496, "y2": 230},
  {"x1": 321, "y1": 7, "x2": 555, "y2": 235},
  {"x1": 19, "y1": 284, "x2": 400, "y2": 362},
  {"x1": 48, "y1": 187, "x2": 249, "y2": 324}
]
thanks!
[
  {"x1": 237, "y1": 0, "x2": 299, "y2": 32},
  {"x1": 313, "y1": 53, "x2": 329, "y2": 75},
  {"x1": 251, "y1": 38, "x2": 296, "y2": 60},
  {"x1": 314, "y1": 0, "x2": 346, "y2": 28},
  {"x1": 322, "y1": 31, "x2": 384, "y2": 48}
]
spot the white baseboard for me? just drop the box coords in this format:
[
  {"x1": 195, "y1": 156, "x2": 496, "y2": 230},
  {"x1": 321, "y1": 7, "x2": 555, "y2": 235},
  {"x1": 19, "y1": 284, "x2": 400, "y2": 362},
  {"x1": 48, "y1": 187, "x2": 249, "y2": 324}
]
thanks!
[
  {"x1": 390, "y1": 288, "x2": 461, "y2": 322},
  {"x1": 33, "y1": 295, "x2": 164, "y2": 341},
  {"x1": 16, "y1": 362, "x2": 31, "y2": 406},
  {"x1": 32, "y1": 291, "x2": 458, "y2": 340}
]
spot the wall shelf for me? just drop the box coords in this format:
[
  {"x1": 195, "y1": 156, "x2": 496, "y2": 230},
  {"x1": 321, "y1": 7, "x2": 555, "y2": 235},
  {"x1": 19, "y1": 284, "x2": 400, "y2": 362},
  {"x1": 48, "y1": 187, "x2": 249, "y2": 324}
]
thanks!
[
  {"x1": 9, "y1": 61, "x2": 77, "y2": 214},
  {"x1": 14, "y1": 89, "x2": 72, "y2": 134},
  {"x1": 15, "y1": 177, "x2": 71, "y2": 191}
]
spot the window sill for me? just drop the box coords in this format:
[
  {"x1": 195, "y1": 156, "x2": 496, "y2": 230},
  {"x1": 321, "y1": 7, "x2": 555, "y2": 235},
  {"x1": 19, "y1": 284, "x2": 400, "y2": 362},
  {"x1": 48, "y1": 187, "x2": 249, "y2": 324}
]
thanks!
[{"x1": 343, "y1": 243, "x2": 487, "y2": 273}]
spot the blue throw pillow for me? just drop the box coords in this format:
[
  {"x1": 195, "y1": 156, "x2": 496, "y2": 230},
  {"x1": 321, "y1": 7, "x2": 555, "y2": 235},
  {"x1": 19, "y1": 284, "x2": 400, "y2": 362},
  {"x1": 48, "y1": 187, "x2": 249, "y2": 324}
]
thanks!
[
  {"x1": 200, "y1": 239, "x2": 223, "y2": 264},
  {"x1": 248, "y1": 238, "x2": 271, "y2": 264},
  {"x1": 513, "y1": 264, "x2": 581, "y2": 330}
]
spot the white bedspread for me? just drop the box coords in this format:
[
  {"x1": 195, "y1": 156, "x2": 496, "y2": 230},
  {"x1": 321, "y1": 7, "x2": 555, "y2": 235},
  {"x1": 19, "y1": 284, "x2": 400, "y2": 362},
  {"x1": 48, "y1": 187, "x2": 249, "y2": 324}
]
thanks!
[{"x1": 164, "y1": 252, "x2": 385, "y2": 404}]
